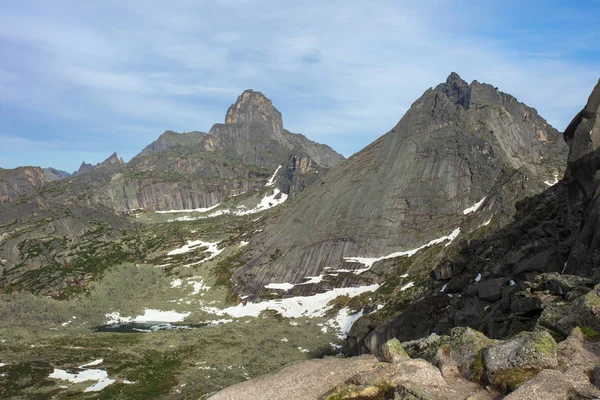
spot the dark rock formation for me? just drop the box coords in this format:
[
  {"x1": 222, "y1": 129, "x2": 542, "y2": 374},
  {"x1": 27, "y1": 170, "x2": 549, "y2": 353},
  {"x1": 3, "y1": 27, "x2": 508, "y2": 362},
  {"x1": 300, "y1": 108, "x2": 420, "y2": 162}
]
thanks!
[{"x1": 236, "y1": 73, "x2": 567, "y2": 298}]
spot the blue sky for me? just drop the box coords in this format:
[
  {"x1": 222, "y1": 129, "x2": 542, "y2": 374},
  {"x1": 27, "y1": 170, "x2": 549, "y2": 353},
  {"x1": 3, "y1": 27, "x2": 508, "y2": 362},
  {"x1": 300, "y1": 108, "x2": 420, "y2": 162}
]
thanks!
[{"x1": 0, "y1": 0, "x2": 599, "y2": 173}]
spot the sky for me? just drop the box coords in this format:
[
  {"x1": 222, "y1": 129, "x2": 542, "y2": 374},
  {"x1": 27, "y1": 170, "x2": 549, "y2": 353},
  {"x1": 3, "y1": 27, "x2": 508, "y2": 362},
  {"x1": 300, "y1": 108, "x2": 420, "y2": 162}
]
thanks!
[{"x1": 0, "y1": 0, "x2": 599, "y2": 173}]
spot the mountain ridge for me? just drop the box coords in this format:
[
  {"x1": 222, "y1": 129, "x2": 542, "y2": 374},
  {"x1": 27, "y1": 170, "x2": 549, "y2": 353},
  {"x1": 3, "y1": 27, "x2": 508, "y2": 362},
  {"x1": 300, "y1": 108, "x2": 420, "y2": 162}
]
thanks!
[{"x1": 233, "y1": 73, "x2": 568, "y2": 299}]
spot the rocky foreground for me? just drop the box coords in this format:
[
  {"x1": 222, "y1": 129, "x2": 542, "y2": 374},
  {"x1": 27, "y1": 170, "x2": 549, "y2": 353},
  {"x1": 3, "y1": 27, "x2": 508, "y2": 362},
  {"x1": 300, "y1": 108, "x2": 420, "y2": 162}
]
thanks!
[{"x1": 210, "y1": 325, "x2": 600, "y2": 399}]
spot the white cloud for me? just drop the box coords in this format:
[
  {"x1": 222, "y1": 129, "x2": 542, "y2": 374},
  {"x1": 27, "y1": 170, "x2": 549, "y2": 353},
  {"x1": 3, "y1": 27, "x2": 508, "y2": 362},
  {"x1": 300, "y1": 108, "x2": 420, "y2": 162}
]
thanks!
[{"x1": 0, "y1": 1, "x2": 598, "y2": 170}]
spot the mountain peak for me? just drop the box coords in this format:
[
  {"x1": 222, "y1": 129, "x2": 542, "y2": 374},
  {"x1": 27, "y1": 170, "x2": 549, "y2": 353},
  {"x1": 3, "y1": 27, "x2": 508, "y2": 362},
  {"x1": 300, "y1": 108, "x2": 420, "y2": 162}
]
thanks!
[
  {"x1": 446, "y1": 72, "x2": 467, "y2": 86},
  {"x1": 225, "y1": 89, "x2": 283, "y2": 127},
  {"x1": 435, "y1": 72, "x2": 470, "y2": 108},
  {"x1": 101, "y1": 152, "x2": 124, "y2": 166}
]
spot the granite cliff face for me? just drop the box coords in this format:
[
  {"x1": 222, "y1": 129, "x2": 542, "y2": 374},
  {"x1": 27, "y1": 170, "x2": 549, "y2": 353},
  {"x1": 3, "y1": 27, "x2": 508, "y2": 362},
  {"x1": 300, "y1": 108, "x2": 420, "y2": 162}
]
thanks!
[
  {"x1": 0, "y1": 166, "x2": 46, "y2": 203},
  {"x1": 68, "y1": 90, "x2": 344, "y2": 212},
  {"x1": 236, "y1": 73, "x2": 567, "y2": 298},
  {"x1": 347, "y1": 78, "x2": 600, "y2": 356}
]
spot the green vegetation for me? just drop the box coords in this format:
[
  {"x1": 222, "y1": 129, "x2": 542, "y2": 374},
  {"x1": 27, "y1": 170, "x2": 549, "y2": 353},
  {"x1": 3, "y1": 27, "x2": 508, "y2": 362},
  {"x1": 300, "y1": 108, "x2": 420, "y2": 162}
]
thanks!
[
  {"x1": 579, "y1": 325, "x2": 600, "y2": 340},
  {"x1": 323, "y1": 381, "x2": 395, "y2": 400},
  {"x1": 471, "y1": 350, "x2": 485, "y2": 382},
  {"x1": 492, "y1": 369, "x2": 537, "y2": 392}
]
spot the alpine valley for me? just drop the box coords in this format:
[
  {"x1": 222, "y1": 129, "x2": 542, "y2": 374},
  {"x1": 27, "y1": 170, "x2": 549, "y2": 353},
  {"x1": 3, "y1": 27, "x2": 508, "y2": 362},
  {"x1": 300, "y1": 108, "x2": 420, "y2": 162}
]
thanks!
[{"x1": 1, "y1": 74, "x2": 599, "y2": 400}]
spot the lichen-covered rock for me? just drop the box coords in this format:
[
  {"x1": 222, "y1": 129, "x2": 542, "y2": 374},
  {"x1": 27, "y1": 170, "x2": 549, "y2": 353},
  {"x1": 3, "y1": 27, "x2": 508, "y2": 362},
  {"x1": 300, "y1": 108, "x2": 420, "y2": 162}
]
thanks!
[
  {"x1": 535, "y1": 273, "x2": 593, "y2": 296},
  {"x1": 554, "y1": 285, "x2": 600, "y2": 335},
  {"x1": 505, "y1": 327, "x2": 600, "y2": 399},
  {"x1": 483, "y1": 331, "x2": 558, "y2": 389},
  {"x1": 504, "y1": 369, "x2": 600, "y2": 400},
  {"x1": 381, "y1": 338, "x2": 410, "y2": 363},
  {"x1": 400, "y1": 334, "x2": 445, "y2": 362},
  {"x1": 440, "y1": 327, "x2": 494, "y2": 379}
]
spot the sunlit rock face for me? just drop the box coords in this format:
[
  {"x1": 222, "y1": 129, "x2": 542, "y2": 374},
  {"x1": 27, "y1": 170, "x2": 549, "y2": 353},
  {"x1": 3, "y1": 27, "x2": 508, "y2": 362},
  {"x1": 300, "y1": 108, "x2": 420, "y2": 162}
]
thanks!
[
  {"x1": 236, "y1": 73, "x2": 568, "y2": 298},
  {"x1": 0, "y1": 166, "x2": 46, "y2": 202}
]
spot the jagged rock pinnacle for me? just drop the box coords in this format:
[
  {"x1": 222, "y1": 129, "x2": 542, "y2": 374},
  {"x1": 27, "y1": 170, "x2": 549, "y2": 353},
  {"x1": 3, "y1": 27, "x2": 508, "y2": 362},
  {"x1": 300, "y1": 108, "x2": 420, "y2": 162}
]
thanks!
[{"x1": 225, "y1": 89, "x2": 283, "y2": 128}]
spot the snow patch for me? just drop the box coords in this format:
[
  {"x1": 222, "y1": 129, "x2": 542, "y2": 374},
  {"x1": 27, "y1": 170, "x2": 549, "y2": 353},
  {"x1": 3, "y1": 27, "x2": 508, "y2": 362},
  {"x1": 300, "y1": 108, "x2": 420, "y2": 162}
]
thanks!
[
  {"x1": 463, "y1": 197, "x2": 487, "y2": 215},
  {"x1": 239, "y1": 241, "x2": 249, "y2": 247},
  {"x1": 0, "y1": 363, "x2": 6, "y2": 368},
  {"x1": 167, "y1": 240, "x2": 223, "y2": 263},
  {"x1": 79, "y1": 359, "x2": 103, "y2": 368},
  {"x1": 475, "y1": 273, "x2": 482, "y2": 282},
  {"x1": 48, "y1": 368, "x2": 115, "y2": 393},
  {"x1": 188, "y1": 278, "x2": 210, "y2": 295},
  {"x1": 168, "y1": 190, "x2": 287, "y2": 221},
  {"x1": 170, "y1": 279, "x2": 183, "y2": 288},
  {"x1": 480, "y1": 218, "x2": 492, "y2": 228},
  {"x1": 266, "y1": 165, "x2": 281, "y2": 187},
  {"x1": 202, "y1": 284, "x2": 379, "y2": 319},
  {"x1": 156, "y1": 203, "x2": 221, "y2": 214},
  {"x1": 440, "y1": 284, "x2": 447, "y2": 293},
  {"x1": 324, "y1": 308, "x2": 365, "y2": 339},
  {"x1": 400, "y1": 282, "x2": 414, "y2": 291},
  {"x1": 235, "y1": 189, "x2": 288, "y2": 215},
  {"x1": 105, "y1": 309, "x2": 190, "y2": 325},
  {"x1": 544, "y1": 174, "x2": 559, "y2": 187},
  {"x1": 340, "y1": 228, "x2": 461, "y2": 274},
  {"x1": 264, "y1": 283, "x2": 295, "y2": 291}
]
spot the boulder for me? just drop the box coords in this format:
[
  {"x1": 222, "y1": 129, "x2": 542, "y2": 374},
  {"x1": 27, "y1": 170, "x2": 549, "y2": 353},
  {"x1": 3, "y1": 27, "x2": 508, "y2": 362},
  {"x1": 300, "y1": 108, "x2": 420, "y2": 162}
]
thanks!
[
  {"x1": 510, "y1": 295, "x2": 544, "y2": 316},
  {"x1": 438, "y1": 327, "x2": 494, "y2": 379},
  {"x1": 555, "y1": 285, "x2": 600, "y2": 335},
  {"x1": 483, "y1": 331, "x2": 558, "y2": 390},
  {"x1": 477, "y1": 278, "x2": 506, "y2": 302},
  {"x1": 504, "y1": 369, "x2": 600, "y2": 400},
  {"x1": 401, "y1": 334, "x2": 445, "y2": 363},
  {"x1": 381, "y1": 338, "x2": 410, "y2": 363},
  {"x1": 535, "y1": 273, "x2": 593, "y2": 296}
]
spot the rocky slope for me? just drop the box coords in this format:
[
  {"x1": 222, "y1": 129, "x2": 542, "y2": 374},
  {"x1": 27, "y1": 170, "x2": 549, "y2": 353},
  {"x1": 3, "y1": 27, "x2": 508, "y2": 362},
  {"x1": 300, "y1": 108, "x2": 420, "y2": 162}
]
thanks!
[
  {"x1": 211, "y1": 326, "x2": 600, "y2": 399},
  {"x1": 42, "y1": 167, "x2": 71, "y2": 182},
  {"x1": 235, "y1": 73, "x2": 567, "y2": 298},
  {"x1": 209, "y1": 78, "x2": 600, "y2": 400},
  {"x1": 0, "y1": 89, "x2": 343, "y2": 296},
  {"x1": 0, "y1": 166, "x2": 46, "y2": 203}
]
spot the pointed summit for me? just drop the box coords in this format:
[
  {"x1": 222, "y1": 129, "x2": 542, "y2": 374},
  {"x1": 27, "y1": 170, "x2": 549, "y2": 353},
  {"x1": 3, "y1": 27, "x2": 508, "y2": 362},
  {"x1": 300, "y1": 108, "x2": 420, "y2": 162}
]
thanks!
[
  {"x1": 225, "y1": 89, "x2": 283, "y2": 128},
  {"x1": 435, "y1": 72, "x2": 470, "y2": 108},
  {"x1": 100, "y1": 152, "x2": 124, "y2": 166}
]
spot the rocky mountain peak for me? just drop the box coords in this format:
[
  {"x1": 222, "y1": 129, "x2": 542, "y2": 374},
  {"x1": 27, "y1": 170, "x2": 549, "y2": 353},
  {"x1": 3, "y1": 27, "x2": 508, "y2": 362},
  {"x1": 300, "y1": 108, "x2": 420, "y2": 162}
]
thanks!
[
  {"x1": 74, "y1": 152, "x2": 124, "y2": 175},
  {"x1": 75, "y1": 161, "x2": 93, "y2": 175},
  {"x1": 225, "y1": 89, "x2": 283, "y2": 129},
  {"x1": 101, "y1": 152, "x2": 124, "y2": 165},
  {"x1": 434, "y1": 72, "x2": 471, "y2": 109}
]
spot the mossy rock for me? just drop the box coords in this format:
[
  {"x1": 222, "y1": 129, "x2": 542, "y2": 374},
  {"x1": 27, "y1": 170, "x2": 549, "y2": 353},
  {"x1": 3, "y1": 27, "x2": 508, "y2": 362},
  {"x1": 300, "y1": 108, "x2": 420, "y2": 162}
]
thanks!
[
  {"x1": 323, "y1": 382, "x2": 395, "y2": 400},
  {"x1": 381, "y1": 338, "x2": 409, "y2": 363},
  {"x1": 446, "y1": 327, "x2": 494, "y2": 379},
  {"x1": 483, "y1": 330, "x2": 558, "y2": 391}
]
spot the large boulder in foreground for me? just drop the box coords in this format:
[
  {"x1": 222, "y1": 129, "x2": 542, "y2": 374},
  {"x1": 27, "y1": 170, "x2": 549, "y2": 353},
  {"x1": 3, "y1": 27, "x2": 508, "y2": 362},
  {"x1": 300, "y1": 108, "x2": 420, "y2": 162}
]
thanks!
[{"x1": 483, "y1": 330, "x2": 558, "y2": 391}]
